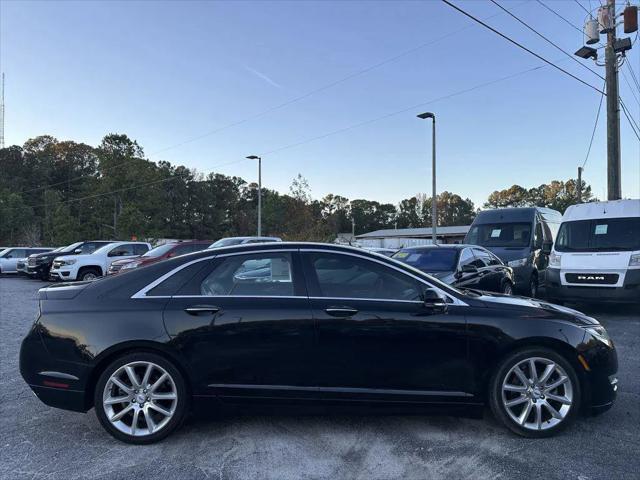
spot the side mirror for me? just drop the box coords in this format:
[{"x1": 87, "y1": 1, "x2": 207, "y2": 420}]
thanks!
[
  {"x1": 422, "y1": 288, "x2": 448, "y2": 312},
  {"x1": 542, "y1": 241, "x2": 553, "y2": 255},
  {"x1": 74, "y1": 249, "x2": 82, "y2": 254},
  {"x1": 460, "y1": 264, "x2": 478, "y2": 274}
]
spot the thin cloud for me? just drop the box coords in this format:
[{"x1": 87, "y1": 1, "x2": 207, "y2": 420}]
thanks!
[{"x1": 243, "y1": 65, "x2": 282, "y2": 89}]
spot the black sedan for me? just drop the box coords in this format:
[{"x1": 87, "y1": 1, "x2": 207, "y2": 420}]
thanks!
[
  {"x1": 20, "y1": 243, "x2": 617, "y2": 444},
  {"x1": 392, "y1": 244, "x2": 515, "y2": 295}
]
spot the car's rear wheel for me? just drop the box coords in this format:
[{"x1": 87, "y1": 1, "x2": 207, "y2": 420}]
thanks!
[
  {"x1": 489, "y1": 348, "x2": 580, "y2": 438},
  {"x1": 94, "y1": 352, "x2": 188, "y2": 444}
]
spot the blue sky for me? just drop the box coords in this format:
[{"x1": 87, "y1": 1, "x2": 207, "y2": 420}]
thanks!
[{"x1": 1, "y1": 0, "x2": 639, "y2": 208}]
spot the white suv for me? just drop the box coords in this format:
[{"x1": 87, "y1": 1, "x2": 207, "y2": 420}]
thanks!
[{"x1": 50, "y1": 241, "x2": 151, "y2": 281}]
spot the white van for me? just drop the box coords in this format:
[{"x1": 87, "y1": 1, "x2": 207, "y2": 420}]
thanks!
[{"x1": 546, "y1": 199, "x2": 640, "y2": 304}]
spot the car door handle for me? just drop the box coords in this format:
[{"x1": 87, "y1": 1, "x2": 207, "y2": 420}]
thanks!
[
  {"x1": 325, "y1": 306, "x2": 358, "y2": 317},
  {"x1": 184, "y1": 305, "x2": 220, "y2": 315}
]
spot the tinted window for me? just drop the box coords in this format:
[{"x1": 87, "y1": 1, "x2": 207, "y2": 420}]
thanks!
[
  {"x1": 556, "y1": 218, "x2": 640, "y2": 252},
  {"x1": 473, "y1": 248, "x2": 497, "y2": 267},
  {"x1": 133, "y1": 244, "x2": 149, "y2": 255},
  {"x1": 458, "y1": 248, "x2": 476, "y2": 268},
  {"x1": 3, "y1": 249, "x2": 25, "y2": 258},
  {"x1": 142, "y1": 244, "x2": 175, "y2": 257},
  {"x1": 534, "y1": 222, "x2": 544, "y2": 248},
  {"x1": 172, "y1": 244, "x2": 196, "y2": 257},
  {"x1": 392, "y1": 248, "x2": 458, "y2": 272},
  {"x1": 80, "y1": 242, "x2": 109, "y2": 254},
  {"x1": 108, "y1": 244, "x2": 135, "y2": 257},
  {"x1": 200, "y1": 253, "x2": 294, "y2": 296},
  {"x1": 146, "y1": 262, "x2": 208, "y2": 296},
  {"x1": 467, "y1": 223, "x2": 532, "y2": 247},
  {"x1": 308, "y1": 252, "x2": 421, "y2": 301}
]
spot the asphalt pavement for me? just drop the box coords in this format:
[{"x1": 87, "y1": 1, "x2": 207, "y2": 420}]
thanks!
[{"x1": 1, "y1": 276, "x2": 638, "y2": 480}]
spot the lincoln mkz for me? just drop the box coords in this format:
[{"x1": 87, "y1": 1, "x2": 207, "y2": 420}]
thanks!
[{"x1": 20, "y1": 243, "x2": 618, "y2": 443}]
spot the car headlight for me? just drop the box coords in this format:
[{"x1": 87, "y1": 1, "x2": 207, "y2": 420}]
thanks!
[
  {"x1": 121, "y1": 262, "x2": 139, "y2": 270},
  {"x1": 629, "y1": 253, "x2": 640, "y2": 267},
  {"x1": 584, "y1": 325, "x2": 613, "y2": 348},
  {"x1": 58, "y1": 259, "x2": 76, "y2": 266},
  {"x1": 508, "y1": 258, "x2": 528, "y2": 268},
  {"x1": 549, "y1": 252, "x2": 561, "y2": 267}
]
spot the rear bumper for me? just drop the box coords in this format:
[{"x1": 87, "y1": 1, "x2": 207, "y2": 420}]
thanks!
[
  {"x1": 20, "y1": 325, "x2": 91, "y2": 413},
  {"x1": 547, "y1": 268, "x2": 640, "y2": 303}
]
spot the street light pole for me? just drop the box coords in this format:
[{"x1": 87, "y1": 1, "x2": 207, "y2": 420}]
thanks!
[
  {"x1": 417, "y1": 112, "x2": 437, "y2": 245},
  {"x1": 246, "y1": 155, "x2": 262, "y2": 236}
]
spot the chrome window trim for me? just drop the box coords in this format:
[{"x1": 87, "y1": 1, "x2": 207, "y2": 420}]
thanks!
[
  {"x1": 301, "y1": 248, "x2": 467, "y2": 306},
  {"x1": 131, "y1": 246, "x2": 467, "y2": 306},
  {"x1": 131, "y1": 255, "x2": 217, "y2": 298}
]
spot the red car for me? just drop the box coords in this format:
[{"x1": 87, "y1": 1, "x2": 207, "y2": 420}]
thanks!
[{"x1": 107, "y1": 241, "x2": 211, "y2": 275}]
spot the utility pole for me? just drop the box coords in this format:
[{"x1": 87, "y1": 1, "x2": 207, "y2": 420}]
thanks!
[
  {"x1": 577, "y1": 166, "x2": 583, "y2": 203},
  {"x1": 605, "y1": 0, "x2": 622, "y2": 200},
  {"x1": 246, "y1": 155, "x2": 262, "y2": 236}
]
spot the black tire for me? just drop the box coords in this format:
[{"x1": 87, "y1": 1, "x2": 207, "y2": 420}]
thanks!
[
  {"x1": 94, "y1": 351, "x2": 188, "y2": 444},
  {"x1": 528, "y1": 275, "x2": 539, "y2": 298},
  {"x1": 501, "y1": 281, "x2": 514, "y2": 296},
  {"x1": 78, "y1": 267, "x2": 102, "y2": 282},
  {"x1": 489, "y1": 347, "x2": 581, "y2": 438}
]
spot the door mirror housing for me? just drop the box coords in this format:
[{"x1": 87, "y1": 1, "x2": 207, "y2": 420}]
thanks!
[
  {"x1": 422, "y1": 288, "x2": 448, "y2": 312},
  {"x1": 74, "y1": 248, "x2": 82, "y2": 254},
  {"x1": 460, "y1": 264, "x2": 478, "y2": 274},
  {"x1": 541, "y1": 241, "x2": 553, "y2": 255}
]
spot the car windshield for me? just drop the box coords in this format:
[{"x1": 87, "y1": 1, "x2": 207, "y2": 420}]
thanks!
[
  {"x1": 466, "y1": 222, "x2": 532, "y2": 248},
  {"x1": 210, "y1": 238, "x2": 245, "y2": 248},
  {"x1": 60, "y1": 242, "x2": 83, "y2": 253},
  {"x1": 392, "y1": 248, "x2": 459, "y2": 272},
  {"x1": 142, "y1": 243, "x2": 175, "y2": 257},
  {"x1": 555, "y1": 217, "x2": 640, "y2": 252}
]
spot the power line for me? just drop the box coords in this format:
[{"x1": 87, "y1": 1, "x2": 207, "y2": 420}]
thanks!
[
  {"x1": 621, "y1": 69, "x2": 640, "y2": 105},
  {"x1": 620, "y1": 98, "x2": 640, "y2": 139},
  {"x1": 582, "y1": 82, "x2": 606, "y2": 169},
  {"x1": 573, "y1": 0, "x2": 592, "y2": 16},
  {"x1": 259, "y1": 62, "x2": 556, "y2": 157},
  {"x1": 13, "y1": 3, "x2": 530, "y2": 197},
  {"x1": 440, "y1": 0, "x2": 606, "y2": 95},
  {"x1": 536, "y1": 0, "x2": 585, "y2": 35},
  {"x1": 490, "y1": 0, "x2": 604, "y2": 81},
  {"x1": 7, "y1": 60, "x2": 560, "y2": 212},
  {"x1": 626, "y1": 61, "x2": 640, "y2": 92}
]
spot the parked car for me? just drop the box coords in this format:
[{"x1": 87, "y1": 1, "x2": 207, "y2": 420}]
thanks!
[
  {"x1": 27, "y1": 241, "x2": 113, "y2": 280},
  {"x1": 0, "y1": 247, "x2": 54, "y2": 274},
  {"x1": 50, "y1": 241, "x2": 151, "y2": 281},
  {"x1": 108, "y1": 241, "x2": 212, "y2": 275},
  {"x1": 209, "y1": 236, "x2": 282, "y2": 248},
  {"x1": 464, "y1": 207, "x2": 561, "y2": 297},
  {"x1": 392, "y1": 244, "x2": 514, "y2": 294},
  {"x1": 547, "y1": 199, "x2": 640, "y2": 304},
  {"x1": 363, "y1": 247, "x2": 397, "y2": 257},
  {"x1": 20, "y1": 243, "x2": 617, "y2": 444}
]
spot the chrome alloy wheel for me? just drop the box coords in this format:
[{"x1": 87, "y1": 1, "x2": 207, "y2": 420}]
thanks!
[
  {"x1": 102, "y1": 361, "x2": 178, "y2": 437},
  {"x1": 501, "y1": 357, "x2": 573, "y2": 431}
]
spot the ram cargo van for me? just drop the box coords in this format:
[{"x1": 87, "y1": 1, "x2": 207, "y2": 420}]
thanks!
[{"x1": 547, "y1": 199, "x2": 640, "y2": 304}]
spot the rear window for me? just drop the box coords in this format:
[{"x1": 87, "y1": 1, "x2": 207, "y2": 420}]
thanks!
[
  {"x1": 556, "y1": 217, "x2": 640, "y2": 252},
  {"x1": 392, "y1": 249, "x2": 459, "y2": 272}
]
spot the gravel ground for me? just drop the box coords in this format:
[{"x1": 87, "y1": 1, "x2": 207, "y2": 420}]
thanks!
[{"x1": 1, "y1": 276, "x2": 638, "y2": 480}]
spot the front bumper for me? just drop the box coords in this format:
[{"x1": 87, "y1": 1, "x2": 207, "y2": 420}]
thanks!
[
  {"x1": 579, "y1": 332, "x2": 619, "y2": 415},
  {"x1": 20, "y1": 324, "x2": 91, "y2": 412},
  {"x1": 27, "y1": 264, "x2": 50, "y2": 278},
  {"x1": 49, "y1": 267, "x2": 75, "y2": 281},
  {"x1": 547, "y1": 268, "x2": 640, "y2": 303}
]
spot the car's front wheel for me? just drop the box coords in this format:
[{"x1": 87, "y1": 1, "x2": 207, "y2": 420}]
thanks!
[
  {"x1": 489, "y1": 348, "x2": 581, "y2": 438},
  {"x1": 94, "y1": 352, "x2": 188, "y2": 444}
]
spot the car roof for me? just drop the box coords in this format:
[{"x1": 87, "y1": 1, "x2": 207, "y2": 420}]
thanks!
[{"x1": 399, "y1": 244, "x2": 477, "y2": 251}]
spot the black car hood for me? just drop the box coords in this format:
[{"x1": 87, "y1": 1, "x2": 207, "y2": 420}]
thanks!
[{"x1": 476, "y1": 292, "x2": 599, "y2": 326}]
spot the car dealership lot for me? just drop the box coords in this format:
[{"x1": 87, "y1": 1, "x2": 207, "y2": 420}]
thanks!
[{"x1": 1, "y1": 277, "x2": 638, "y2": 480}]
